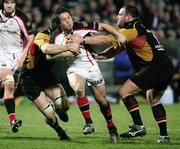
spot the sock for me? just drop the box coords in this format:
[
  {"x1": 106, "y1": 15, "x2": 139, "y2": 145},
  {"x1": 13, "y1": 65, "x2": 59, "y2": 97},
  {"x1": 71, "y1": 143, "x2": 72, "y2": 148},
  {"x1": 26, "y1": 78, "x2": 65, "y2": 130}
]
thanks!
[
  {"x1": 77, "y1": 96, "x2": 93, "y2": 124},
  {"x1": 123, "y1": 95, "x2": 143, "y2": 125},
  {"x1": 151, "y1": 103, "x2": 168, "y2": 136},
  {"x1": 4, "y1": 98, "x2": 16, "y2": 123},
  {"x1": 46, "y1": 117, "x2": 63, "y2": 133},
  {"x1": 99, "y1": 102, "x2": 115, "y2": 129}
]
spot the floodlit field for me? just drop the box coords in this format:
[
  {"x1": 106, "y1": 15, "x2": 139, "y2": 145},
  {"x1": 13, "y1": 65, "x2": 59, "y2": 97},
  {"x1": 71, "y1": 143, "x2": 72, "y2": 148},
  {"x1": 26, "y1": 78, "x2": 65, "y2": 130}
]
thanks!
[{"x1": 0, "y1": 102, "x2": 180, "y2": 149}]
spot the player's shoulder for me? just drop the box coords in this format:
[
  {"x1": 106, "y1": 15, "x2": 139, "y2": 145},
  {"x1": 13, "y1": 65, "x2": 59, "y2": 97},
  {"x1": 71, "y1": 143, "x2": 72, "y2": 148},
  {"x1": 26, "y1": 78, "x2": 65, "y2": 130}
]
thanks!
[
  {"x1": 15, "y1": 9, "x2": 29, "y2": 21},
  {"x1": 73, "y1": 21, "x2": 89, "y2": 29}
]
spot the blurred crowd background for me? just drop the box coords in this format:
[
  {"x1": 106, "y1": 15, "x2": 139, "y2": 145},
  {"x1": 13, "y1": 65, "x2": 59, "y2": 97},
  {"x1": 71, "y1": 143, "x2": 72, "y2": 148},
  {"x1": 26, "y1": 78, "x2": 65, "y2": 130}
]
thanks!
[
  {"x1": 12, "y1": 0, "x2": 180, "y2": 40},
  {"x1": 0, "y1": 0, "x2": 180, "y2": 103}
]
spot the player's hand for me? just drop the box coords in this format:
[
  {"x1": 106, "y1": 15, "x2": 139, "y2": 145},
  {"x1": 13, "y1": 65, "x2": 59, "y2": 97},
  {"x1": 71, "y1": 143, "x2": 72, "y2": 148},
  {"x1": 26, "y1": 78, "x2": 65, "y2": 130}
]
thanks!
[
  {"x1": 92, "y1": 52, "x2": 107, "y2": 60},
  {"x1": 16, "y1": 56, "x2": 24, "y2": 69},
  {"x1": 68, "y1": 43, "x2": 80, "y2": 55},
  {"x1": 117, "y1": 34, "x2": 127, "y2": 47},
  {"x1": 67, "y1": 34, "x2": 83, "y2": 44}
]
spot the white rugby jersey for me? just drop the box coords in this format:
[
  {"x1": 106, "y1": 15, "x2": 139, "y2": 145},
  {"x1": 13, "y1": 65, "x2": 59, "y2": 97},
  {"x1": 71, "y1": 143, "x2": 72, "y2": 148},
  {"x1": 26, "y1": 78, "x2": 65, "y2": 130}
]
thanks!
[
  {"x1": 52, "y1": 21, "x2": 99, "y2": 68},
  {"x1": 0, "y1": 9, "x2": 33, "y2": 53}
]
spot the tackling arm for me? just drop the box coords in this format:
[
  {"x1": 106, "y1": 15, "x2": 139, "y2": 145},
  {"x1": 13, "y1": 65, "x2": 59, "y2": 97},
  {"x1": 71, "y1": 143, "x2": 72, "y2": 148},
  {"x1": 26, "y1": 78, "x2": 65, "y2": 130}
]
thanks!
[
  {"x1": 98, "y1": 23, "x2": 127, "y2": 44},
  {"x1": 16, "y1": 34, "x2": 34, "y2": 67},
  {"x1": 93, "y1": 45, "x2": 125, "y2": 60},
  {"x1": 46, "y1": 51, "x2": 76, "y2": 60}
]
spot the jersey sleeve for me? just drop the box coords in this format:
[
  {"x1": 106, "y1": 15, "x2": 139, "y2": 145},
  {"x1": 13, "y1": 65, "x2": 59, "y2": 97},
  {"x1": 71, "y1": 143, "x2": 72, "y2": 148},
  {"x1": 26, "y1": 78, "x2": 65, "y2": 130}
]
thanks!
[
  {"x1": 34, "y1": 29, "x2": 51, "y2": 47},
  {"x1": 16, "y1": 10, "x2": 34, "y2": 36},
  {"x1": 74, "y1": 21, "x2": 99, "y2": 33},
  {"x1": 109, "y1": 28, "x2": 138, "y2": 49},
  {"x1": 119, "y1": 28, "x2": 138, "y2": 41}
]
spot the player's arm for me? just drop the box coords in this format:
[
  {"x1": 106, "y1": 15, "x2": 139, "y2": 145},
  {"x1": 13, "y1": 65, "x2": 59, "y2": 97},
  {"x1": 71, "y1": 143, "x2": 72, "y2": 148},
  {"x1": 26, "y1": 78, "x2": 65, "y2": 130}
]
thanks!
[
  {"x1": 46, "y1": 51, "x2": 76, "y2": 60},
  {"x1": 93, "y1": 45, "x2": 125, "y2": 60},
  {"x1": 16, "y1": 10, "x2": 35, "y2": 68},
  {"x1": 34, "y1": 32, "x2": 80, "y2": 55},
  {"x1": 98, "y1": 23, "x2": 127, "y2": 44},
  {"x1": 41, "y1": 43, "x2": 80, "y2": 55}
]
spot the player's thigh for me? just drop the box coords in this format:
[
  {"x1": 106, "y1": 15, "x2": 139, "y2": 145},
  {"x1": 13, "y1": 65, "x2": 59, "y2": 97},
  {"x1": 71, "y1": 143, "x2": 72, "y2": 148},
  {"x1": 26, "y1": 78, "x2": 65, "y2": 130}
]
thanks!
[
  {"x1": 34, "y1": 91, "x2": 49, "y2": 110},
  {"x1": 67, "y1": 72, "x2": 86, "y2": 91},
  {"x1": 20, "y1": 70, "x2": 42, "y2": 101},
  {"x1": 119, "y1": 79, "x2": 141, "y2": 99},
  {"x1": 44, "y1": 84, "x2": 60, "y2": 99}
]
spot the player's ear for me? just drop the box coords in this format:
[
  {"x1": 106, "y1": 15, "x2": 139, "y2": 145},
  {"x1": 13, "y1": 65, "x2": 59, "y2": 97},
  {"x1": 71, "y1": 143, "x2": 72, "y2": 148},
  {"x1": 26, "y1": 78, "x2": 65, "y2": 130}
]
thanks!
[{"x1": 125, "y1": 15, "x2": 131, "y2": 22}]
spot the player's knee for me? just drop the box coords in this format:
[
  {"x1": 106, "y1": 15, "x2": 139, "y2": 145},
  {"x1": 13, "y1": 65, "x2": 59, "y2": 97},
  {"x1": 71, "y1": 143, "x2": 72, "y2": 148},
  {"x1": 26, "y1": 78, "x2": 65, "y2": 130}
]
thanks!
[
  {"x1": 2, "y1": 75, "x2": 15, "y2": 92},
  {"x1": 149, "y1": 99, "x2": 160, "y2": 106},
  {"x1": 98, "y1": 100, "x2": 109, "y2": 108},
  {"x1": 118, "y1": 88, "x2": 125, "y2": 99},
  {"x1": 54, "y1": 96, "x2": 70, "y2": 111},
  {"x1": 75, "y1": 88, "x2": 85, "y2": 97},
  {"x1": 62, "y1": 95, "x2": 70, "y2": 111},
  {"x1": 42, "y1": 103, "x2": 56, "y2": 120}
]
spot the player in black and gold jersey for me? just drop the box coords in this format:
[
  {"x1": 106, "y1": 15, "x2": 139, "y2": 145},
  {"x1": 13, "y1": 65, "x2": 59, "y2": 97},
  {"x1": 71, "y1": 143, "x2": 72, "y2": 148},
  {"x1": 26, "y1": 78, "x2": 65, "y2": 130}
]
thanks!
[
  {"x1": 20, "y1": 26, "x2": 80, "y2": 141},
  {"x1": 70, "y1": 5, "x2": 173, "y2": 144}
]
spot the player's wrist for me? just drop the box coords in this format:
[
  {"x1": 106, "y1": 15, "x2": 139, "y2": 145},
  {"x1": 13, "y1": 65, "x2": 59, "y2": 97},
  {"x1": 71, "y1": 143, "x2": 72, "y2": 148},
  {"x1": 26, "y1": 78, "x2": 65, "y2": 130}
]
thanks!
[{"x1": 41, "y1": 43, "x2": 49, "y2": 53}]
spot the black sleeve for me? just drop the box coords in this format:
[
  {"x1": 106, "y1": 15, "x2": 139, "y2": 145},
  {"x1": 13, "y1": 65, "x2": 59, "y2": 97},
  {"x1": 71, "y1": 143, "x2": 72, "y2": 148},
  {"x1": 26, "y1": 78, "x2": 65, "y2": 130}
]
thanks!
[
  {"x1": 74, "y1": 21, "x2": 99, "y2": 30},
  {"x1": 15, "y1": 9, "x2": 34, "y2": 35}
]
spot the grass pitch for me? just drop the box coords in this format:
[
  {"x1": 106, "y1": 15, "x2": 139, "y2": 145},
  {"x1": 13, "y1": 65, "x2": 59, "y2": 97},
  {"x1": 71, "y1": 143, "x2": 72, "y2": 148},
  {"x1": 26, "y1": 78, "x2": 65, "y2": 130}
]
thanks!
[{"x1": 0, "y1": 102, "x2": 180, "y2": 149}]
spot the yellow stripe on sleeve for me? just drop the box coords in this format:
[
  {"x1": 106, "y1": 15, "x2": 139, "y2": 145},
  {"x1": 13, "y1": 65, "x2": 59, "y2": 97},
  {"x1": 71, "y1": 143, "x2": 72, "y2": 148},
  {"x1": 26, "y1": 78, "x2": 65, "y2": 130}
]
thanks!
[{"x1": 34, "y1": 32, "x2": 50, "y2": 47}]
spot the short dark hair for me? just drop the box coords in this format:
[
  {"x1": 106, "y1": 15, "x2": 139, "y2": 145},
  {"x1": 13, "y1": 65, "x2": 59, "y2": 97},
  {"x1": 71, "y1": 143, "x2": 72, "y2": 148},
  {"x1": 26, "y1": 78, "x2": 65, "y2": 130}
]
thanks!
[{"x1": 123, "y1": 5, "x2": 139, "y2": 18}]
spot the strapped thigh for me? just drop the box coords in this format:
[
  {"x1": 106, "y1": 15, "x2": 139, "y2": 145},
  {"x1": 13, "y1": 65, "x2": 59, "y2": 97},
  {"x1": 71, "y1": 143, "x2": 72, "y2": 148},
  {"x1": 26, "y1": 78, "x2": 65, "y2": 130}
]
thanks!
[{"x1": 1, "y1": 75, "x2": 14, "y2": 83}]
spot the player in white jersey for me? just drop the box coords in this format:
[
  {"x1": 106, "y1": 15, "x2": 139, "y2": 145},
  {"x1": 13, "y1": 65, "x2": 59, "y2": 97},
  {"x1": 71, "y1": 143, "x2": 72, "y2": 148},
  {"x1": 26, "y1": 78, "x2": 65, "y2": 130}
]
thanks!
[
  {"x1": 43, "y1": 7, "x2": 126, "y2": 143},
  {"x1": 0, "y1": 0, "x2": 34, "y2": 133}
]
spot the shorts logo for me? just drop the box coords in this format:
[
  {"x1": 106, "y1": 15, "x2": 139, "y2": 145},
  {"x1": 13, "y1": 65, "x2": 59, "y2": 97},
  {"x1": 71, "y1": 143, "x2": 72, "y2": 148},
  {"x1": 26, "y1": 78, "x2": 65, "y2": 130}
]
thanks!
[
  {"x1": 1, "y1": 64, "x2": 7, "y2": 67},
  {"x1": 90, "y1": 79, "x2": 103, "y2": 85}
]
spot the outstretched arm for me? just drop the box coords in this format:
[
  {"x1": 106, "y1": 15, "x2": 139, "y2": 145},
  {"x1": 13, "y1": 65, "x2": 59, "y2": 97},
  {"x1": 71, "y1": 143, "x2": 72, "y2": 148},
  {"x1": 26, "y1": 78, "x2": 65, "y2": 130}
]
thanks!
[
  {"x1": 16, "y1": 34, "x2": 34, "y2": 68},
  {"x1": 93, "y1": 45, "x2": 126, "y2": 60},
  {"x1": 41, "y1": 43, "x2": 80, "y2": 55},
  {"x1": 34, "y1": 31, "x2": 80, "y2": 56},
  {"x1": 98, "y1": 23, "x2": 127, "y2": 44},
  {"x1": 46, "y1": 51, "x2": 76, "y2": 60}
]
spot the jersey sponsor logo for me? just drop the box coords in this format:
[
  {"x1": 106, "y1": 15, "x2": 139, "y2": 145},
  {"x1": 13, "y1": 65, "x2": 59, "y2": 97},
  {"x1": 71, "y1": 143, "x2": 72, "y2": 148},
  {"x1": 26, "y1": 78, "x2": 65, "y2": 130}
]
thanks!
[{"x1": 155, "y1": 45, "x2": 164, "y2": 51}]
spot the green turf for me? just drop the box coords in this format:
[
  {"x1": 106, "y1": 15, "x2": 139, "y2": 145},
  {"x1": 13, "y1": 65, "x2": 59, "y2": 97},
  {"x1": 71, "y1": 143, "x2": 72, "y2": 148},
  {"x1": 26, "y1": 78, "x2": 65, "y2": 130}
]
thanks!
[{"x1": 0, "y1": 102, "x2": 180, "y2": 149}]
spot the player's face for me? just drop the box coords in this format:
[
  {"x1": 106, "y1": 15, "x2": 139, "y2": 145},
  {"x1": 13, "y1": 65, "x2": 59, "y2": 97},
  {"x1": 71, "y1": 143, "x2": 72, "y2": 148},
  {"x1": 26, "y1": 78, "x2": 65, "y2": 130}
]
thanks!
[
  {"x1": 58, "y1": 12, "x2": 73, "y2": 32},
  {"x1": 3, "y1": 0, "x2": 16, "y2": 15},
  {"x1": 116, "y1": 8, "x2": 130, "y2": 27}
]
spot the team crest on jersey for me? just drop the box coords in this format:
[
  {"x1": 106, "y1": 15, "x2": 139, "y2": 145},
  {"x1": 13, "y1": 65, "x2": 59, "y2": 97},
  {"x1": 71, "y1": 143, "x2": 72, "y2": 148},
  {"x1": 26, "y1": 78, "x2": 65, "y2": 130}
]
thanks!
[
  {"x1": 26, "y1": 21, "x2": 31, "y2": 26},
  {"x1": 9, "y1": 20, "x2": 15, "y2": 25},
  {"x1": 82, "y1": 21, "x2": 88, "y2": 27}
]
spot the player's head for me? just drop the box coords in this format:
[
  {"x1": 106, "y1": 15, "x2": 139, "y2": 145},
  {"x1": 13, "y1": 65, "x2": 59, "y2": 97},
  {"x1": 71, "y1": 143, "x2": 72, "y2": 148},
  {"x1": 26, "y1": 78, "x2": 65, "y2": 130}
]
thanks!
[
  {"x1": 1, "y1": 0, "x2": 16, "y2": 16},
  {"x1": 117, "y1": 5, "x2": 139, "y2": 27},
  {"x1": 54, "y1": 7, "x2": 73, "y2": 33}
]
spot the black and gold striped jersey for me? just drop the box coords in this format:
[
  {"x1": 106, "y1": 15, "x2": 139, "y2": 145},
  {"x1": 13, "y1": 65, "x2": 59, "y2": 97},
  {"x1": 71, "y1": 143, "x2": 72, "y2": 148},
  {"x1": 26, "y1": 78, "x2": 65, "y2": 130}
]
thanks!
[{"x1": 111, "y1": 19, "x2": 169, "y2": 71}]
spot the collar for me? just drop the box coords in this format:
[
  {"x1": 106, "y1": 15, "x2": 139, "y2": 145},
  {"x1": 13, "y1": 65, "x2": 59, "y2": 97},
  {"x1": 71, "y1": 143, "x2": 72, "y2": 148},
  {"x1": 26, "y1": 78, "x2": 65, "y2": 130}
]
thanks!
[
  {"x1": 0, "y1": 9, "x2": 15, "y2": 21},
  {"x1": 61, "y1": 27, "x2": 73, "y2": 36},
  {"x1": 123, "y1": 18, "x2": 138, "y2": 28}
]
